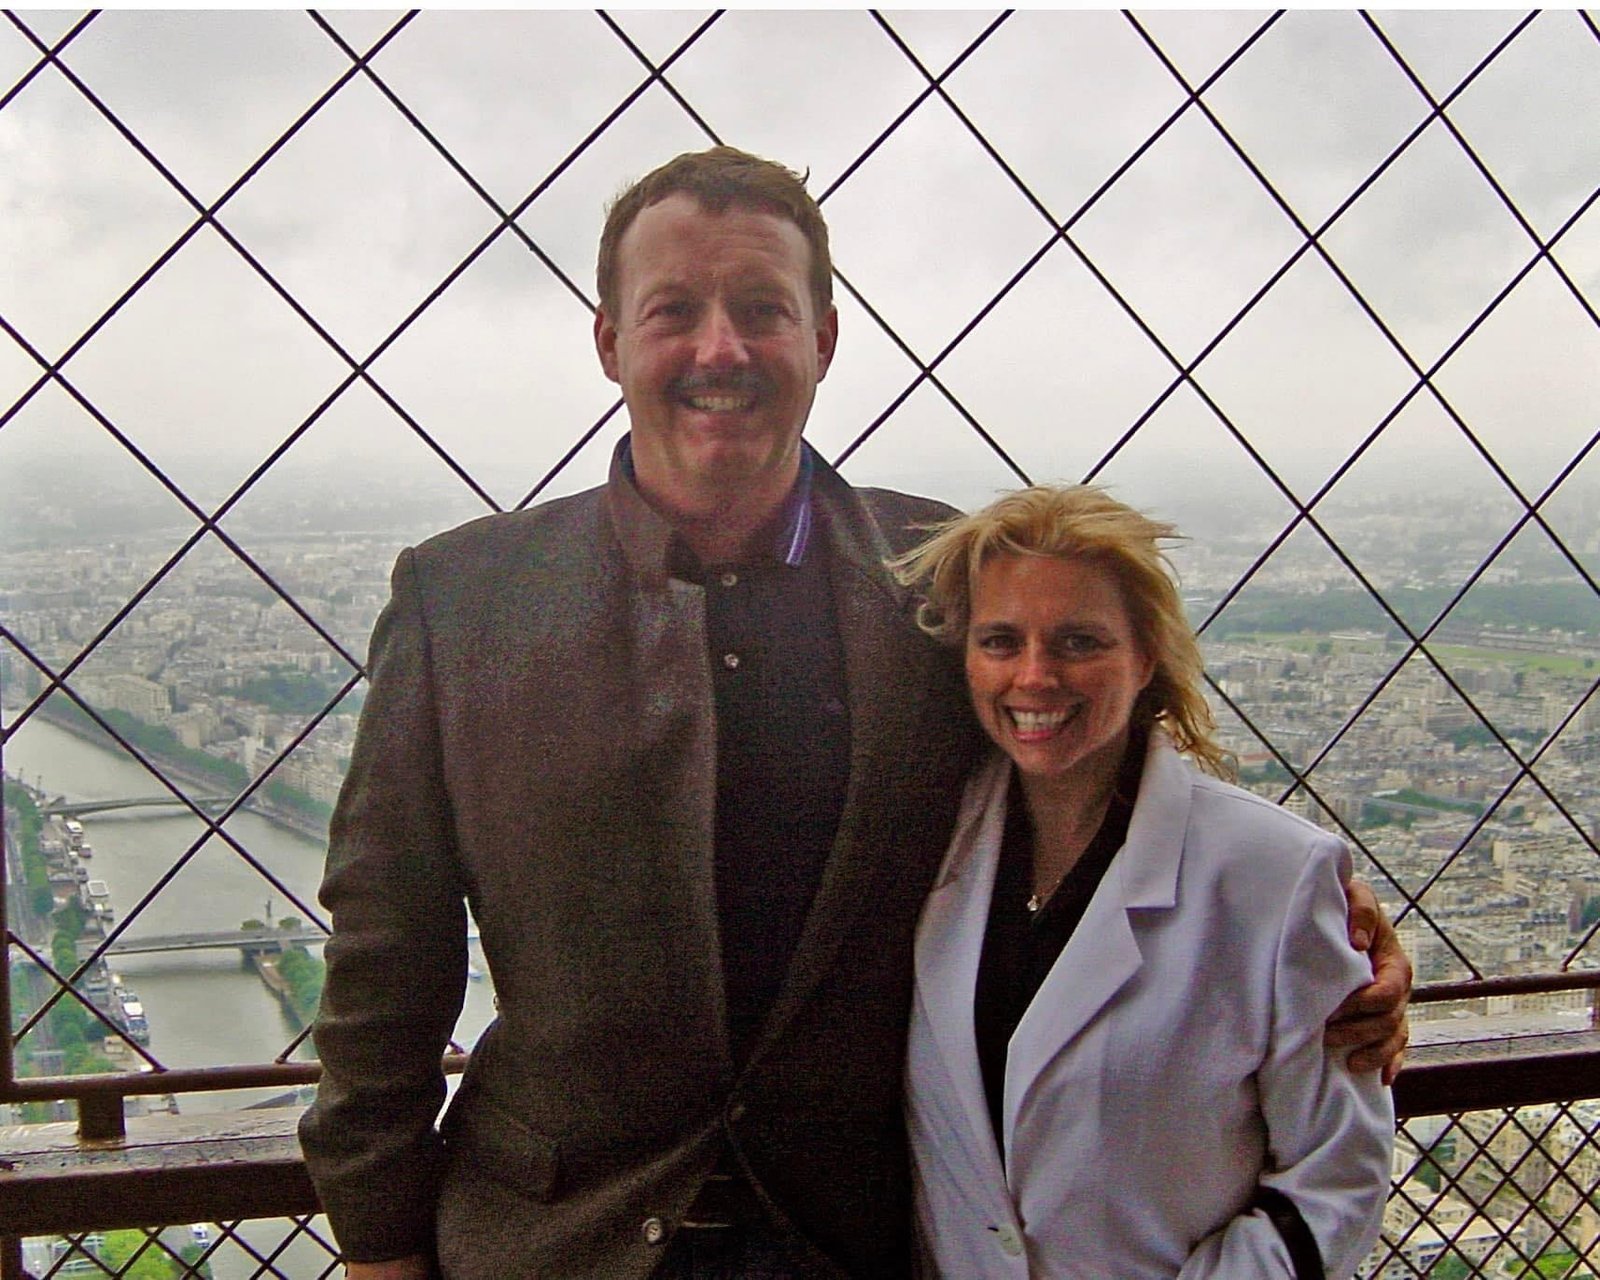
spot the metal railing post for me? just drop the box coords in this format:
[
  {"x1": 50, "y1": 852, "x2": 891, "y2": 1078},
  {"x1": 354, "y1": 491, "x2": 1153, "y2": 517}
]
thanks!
[
  {"x1": 76, "y1": 1092, "x2": 125, "y2": 1143},
  {"x1": 1, "y1": 1234, "x2": 25, "y2": 1280}
]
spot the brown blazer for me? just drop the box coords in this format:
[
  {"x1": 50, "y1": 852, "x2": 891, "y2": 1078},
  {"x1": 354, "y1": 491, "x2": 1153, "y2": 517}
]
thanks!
[{"x1": 299, "y1": 448, "x2": 977, "y2": 1278}]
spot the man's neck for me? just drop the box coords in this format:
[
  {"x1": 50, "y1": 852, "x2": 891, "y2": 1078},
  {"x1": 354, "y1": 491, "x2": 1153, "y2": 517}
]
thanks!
[
  {"x1": 673, "y1": 506, "x2": 775, "y2": 567},
  {"x1": 632, "y1": 453, "x2": 805, "y2": 568}
]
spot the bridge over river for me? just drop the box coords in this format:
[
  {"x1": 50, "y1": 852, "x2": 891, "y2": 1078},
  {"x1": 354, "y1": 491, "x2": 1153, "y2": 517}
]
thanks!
[
  {"x1": 79, "y1": 927, "x2": 328, "y2": 959},
  {"x1": 43, "y1": 794, "x2": 232, "y2": 818}
]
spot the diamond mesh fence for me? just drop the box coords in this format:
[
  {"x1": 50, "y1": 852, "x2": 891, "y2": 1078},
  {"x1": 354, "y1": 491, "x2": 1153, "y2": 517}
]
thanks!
[
  {"x1": 2, "y1": 8, "x2": 1599, "y2": 1276},
  {"x1": 1378, "y1": 1104, "x2": 1600, "y2": 1278},
  {"x1": 23, "y1": 1218, "x2": 340, "y2": 1280}
]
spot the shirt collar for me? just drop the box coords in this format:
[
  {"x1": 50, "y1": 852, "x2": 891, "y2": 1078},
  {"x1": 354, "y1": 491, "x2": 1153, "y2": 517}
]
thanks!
[{"x1": 614, "y1": 435, "x2": 815, "y2": 571}]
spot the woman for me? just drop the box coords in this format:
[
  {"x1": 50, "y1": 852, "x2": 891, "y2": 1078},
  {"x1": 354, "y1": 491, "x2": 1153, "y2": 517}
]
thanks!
[{"x1": 893, "y1": 486, "x2": 1392, "y2": 1279}]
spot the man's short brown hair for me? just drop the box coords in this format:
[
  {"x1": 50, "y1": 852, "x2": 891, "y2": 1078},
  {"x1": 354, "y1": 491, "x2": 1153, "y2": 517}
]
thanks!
[{"x1": 596, "y1": 146, "x2": 833, "y2": 318}]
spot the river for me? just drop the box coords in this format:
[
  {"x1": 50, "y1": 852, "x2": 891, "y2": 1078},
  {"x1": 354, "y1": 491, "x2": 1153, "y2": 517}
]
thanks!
[{"x1": 6, "y1": 716, "x2": 499, "y2": 1276}]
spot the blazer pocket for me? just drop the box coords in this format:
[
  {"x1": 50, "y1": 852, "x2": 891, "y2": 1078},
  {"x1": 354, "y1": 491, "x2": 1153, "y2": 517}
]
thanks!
[{"x1": 443, "y1": 1088, "x2": 561, "y2": 1202}]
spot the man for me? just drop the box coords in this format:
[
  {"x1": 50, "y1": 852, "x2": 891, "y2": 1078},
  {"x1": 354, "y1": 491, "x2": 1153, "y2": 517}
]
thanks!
[{"x1": 299, "y1": 147, "x2": 1409, "y2": 1280}]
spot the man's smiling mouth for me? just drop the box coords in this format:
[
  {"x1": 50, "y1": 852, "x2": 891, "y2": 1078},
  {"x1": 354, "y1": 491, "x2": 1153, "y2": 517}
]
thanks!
[
  {"x1": 683, "y1": 391, "x2": 756, "y2": 412},
  {"x1": 674, "y1": 371, "x2": 766, "y2": 414}
]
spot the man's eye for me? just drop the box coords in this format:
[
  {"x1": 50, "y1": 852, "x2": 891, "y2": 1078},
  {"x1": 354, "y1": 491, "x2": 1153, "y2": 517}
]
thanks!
[{"x1": 976, "y1": 634, "x2": 1018, "y2": 655}]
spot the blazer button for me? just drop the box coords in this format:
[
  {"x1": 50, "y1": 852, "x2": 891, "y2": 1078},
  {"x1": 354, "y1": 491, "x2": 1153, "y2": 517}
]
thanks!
[
  {"x1": 994, "y1": 1223, "x2": 1024, "y2": 1257},
  {"x1": 641, "y1": 1217, "x2": 666, "y2": 1246}
]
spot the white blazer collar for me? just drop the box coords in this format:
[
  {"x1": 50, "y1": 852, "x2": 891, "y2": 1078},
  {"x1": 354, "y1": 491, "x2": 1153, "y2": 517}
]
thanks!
[{"x1": 930, "y1": 728, "x2": 1193, "y2": 903}]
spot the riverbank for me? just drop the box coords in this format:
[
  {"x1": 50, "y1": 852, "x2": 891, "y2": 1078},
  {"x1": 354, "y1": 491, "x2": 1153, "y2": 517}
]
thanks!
[
  {"x1": 3, "y1": 718, "x2": 445, "y2": 1081},
  {"x1": 28, "y1": 700, "x2": 330, "y2": 844},
  {"x1": 252, "y1": 944, "x2": 324, "y2": 1029}
]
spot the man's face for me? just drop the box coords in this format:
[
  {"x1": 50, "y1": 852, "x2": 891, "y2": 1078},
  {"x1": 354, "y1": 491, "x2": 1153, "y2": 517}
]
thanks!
[{"x1": 594, "y1": 193, "x2": 838, "y2": 515}]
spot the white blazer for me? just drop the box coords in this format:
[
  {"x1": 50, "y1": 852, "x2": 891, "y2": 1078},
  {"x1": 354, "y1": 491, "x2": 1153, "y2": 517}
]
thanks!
[{"x1": 907, "y1": 731, "x2": 1393, "y2": 1279}]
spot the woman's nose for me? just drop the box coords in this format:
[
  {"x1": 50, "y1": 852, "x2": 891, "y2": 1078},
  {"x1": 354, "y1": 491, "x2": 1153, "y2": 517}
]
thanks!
[{"x1": 1015, "y1": 643, "x2": 1058, "y2": 688}]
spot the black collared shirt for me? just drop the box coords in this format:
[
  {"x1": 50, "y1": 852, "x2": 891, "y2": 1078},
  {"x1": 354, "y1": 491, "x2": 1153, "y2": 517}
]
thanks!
[
  {"x1": 693, "y1": 536, "x2": 851, "y2": 1066},
  {"x1": 624, "y1": 439, "x2": 851, "y2": 1066}
]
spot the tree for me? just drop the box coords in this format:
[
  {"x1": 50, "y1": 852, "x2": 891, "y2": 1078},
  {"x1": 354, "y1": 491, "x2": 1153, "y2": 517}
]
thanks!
[
  {"x1": 1430, "y1": 1254, "x2": 1470, "y2": 1280},
  {"x1": 95, "y1": 1228, "x2": 186, "y2": 1278}
]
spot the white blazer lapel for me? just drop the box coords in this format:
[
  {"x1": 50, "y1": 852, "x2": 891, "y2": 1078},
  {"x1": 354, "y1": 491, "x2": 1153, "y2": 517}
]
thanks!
[
  {"x1": 1003, "y1": 731, "x2": 1192, "y2": 1131},
  {"x1": 913, "y1": 754, "x2": 1012, "y2": 1175},
  {"x1": 1002, "y1": 854, "x2": 1143, "y2": 1135}
]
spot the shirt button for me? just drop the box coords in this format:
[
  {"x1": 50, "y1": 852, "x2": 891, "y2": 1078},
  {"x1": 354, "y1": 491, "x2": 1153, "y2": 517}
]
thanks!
[
  {"x1": 728, "y1": 1101, "x2": 746, "y2": 1121},
  {"x1": 719, "y1": 571, "x2": 739, "y2": 588},
  {"x1": 641, "y1": 1217, "x2": 666, "y2": 1246},
  {"x1": 994, "y1": 1224, "x2": 1023, "y2": 1256},
  {"x1": 722, "y1": 653, "x2": 740, "y2": 670}
]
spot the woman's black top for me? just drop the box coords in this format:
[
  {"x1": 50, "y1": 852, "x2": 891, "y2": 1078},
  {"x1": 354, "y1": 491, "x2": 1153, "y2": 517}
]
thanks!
[{"x1": 973, "y1": 732, "x2": 1146, "y2": 1156}]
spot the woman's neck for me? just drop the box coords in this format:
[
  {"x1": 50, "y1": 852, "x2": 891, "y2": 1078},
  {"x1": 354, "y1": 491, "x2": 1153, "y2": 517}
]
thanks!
[{"x1": 1017, "y1": 732, "x2": 1138, "y2": 896}]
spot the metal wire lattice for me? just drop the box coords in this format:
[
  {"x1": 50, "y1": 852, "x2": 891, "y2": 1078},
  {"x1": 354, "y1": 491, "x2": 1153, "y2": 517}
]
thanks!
[{"x1": 3, "y1": 8, "x2": 1599, "y2": 1276}]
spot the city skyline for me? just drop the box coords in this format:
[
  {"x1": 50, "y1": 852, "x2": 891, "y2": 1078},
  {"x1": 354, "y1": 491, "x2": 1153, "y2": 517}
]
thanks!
[{"x1": 6, "y1": 496, "x2": 1598, "y2": 993}]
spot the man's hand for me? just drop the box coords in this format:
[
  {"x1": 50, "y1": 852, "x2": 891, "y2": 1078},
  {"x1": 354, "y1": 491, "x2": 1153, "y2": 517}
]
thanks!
[
  {"x1": 345, "y1": 1258, "x2": 432, "y2": 1280},
  {"x1": 1327, "y1": 876, "x2": 1412, "y2": 1085}
]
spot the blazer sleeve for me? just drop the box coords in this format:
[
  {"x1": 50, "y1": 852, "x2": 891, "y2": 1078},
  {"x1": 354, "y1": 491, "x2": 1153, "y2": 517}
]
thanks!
[
  {"x1": 1177, "y1": 837, "x2": 1394, "y2": 1280},
  {"x1": 298, "y1": 548, "x2": 470, "y2": 1262}
]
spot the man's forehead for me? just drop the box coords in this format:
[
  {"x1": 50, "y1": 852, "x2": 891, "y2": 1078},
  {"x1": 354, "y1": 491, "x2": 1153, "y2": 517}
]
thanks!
[
  {"x1": 616, "y1": 196, "x2": 811, "y2": 284},
  {"x1": 642, "y1": 188, "x2": 794, "y2": 225},
  {"x1": 622, "y1": 191, "x2": 802, "y2": 244}
]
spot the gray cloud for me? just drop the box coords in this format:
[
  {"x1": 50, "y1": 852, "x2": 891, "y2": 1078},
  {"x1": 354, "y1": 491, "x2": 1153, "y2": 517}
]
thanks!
[{"x1": 2, "y1": 8, "x2": 1596, "y2": 530}]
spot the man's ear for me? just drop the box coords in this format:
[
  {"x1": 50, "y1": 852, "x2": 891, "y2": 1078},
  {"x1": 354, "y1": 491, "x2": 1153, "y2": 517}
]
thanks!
[
  {"x1": 815, "y1": 305, "x2": 839, "y2": 382},
  {"x1": 594, "y1": 307, "x2": 620, "y2": 384}
]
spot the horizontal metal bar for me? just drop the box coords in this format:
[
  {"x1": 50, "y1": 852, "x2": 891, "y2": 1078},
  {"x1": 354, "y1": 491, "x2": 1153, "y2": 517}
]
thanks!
[
  {"x1": 3, "y1": 979, "x2": 1587, "y2": 1107},
  {"x1": 1411, "y1": 969, "x2": 1600, "y2": 1004},
  {"x1": 1393, "y1": 1032, "x2": 1600, "y2": 1116},
  {"x1": 0, "y1": 1039, "x2": 1595, "y2": 1243},
  {"x1": 1, "y1": 1054, "x2": 468, "y2": 1103},
  {"x1": 4, "y1": 969, "x2": 1591, "y2": 1104},
  {"x1": 0, "y1": 1111, "x2": 316, "y2": 1238}
]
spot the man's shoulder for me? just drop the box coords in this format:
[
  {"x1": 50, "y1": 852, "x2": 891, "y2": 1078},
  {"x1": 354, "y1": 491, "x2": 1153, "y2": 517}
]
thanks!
[
  {"x1": 841, "y1": 484, "x2": 959, "y2": 556},
  {"x1": 410, "y1": 486, "x2": 606, "y2": 572}
]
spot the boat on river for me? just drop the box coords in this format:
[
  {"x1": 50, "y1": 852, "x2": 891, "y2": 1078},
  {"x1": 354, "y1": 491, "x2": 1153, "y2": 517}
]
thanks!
[{"x1": 111, "y1": 975, "x2": 151, "y2": 1045}]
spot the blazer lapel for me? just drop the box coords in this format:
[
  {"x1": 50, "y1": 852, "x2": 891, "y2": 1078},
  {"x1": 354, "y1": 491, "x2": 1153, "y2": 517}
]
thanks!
[
  {"x1": 1003, "y1": 860, "x2": 1144, "y2": 1122},
  {"x1": 914, "y1": 755, "x2": 1013, "y2": 1178},
  {"x1": 747, "y1": 470, "x2": 964, "y2": 1056},
  {"x1": 1004, "y1": 732, "x2": 1191, "y2": 1131}
]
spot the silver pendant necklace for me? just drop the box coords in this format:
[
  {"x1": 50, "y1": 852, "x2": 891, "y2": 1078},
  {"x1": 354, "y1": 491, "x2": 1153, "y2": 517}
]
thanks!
[{"x1": 1026, "y1": 874, "x2": 1068, "y2": 915}]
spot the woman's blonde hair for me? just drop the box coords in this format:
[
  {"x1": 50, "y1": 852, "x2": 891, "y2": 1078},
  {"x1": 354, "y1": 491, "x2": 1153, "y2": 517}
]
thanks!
[{"x1": 890, "y1": 484, "x2": 1232, "y2": 779}]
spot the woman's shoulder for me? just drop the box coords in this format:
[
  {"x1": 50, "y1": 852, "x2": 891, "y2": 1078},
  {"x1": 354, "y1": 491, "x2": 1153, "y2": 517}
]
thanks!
[{"x1": 1179, "y1": 764, "x2": 1351, "y2": 880}]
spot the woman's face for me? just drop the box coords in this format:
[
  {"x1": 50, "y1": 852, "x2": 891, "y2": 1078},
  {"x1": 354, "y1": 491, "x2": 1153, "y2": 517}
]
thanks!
[{"x1": 964, "y1": 552, "x2": 1155, "y2": 790}]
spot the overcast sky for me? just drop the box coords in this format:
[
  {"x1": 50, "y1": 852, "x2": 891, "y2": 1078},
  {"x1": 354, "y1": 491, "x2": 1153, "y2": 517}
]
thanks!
[{"x1": 3, "y1": 8, "x2": 1599, "y2": 562}]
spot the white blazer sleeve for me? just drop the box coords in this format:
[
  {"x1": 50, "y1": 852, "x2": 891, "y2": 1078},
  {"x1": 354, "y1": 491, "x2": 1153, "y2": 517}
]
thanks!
[{"x1": 1177, "y1": 838, "x2": 1394, "y2": 1280}]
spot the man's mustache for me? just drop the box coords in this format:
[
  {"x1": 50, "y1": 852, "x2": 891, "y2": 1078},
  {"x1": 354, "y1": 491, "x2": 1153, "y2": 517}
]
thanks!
[{"x1": 671, "y1": 370, "x2": 772, "y2": 398}]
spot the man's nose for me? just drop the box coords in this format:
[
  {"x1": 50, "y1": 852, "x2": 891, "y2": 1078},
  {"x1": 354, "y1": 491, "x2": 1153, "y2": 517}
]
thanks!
[{"x1": 694, "y1": 303, "x2": 749, "y2": 366}]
